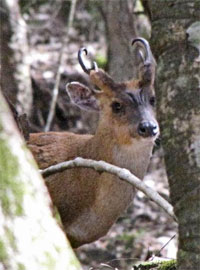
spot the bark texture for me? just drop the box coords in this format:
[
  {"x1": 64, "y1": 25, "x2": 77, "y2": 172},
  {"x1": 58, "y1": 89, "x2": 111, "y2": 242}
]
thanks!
[
  {"x1": 0, "y1": 0, "x2": 18, "y2": 105},
  {"x1": 1, "y1": 0, "x2": 33, "y2": 116},
  {"x1": 98, "y1": 0, "x2": 137, "y2": 81},
  {"x1": 0, "y1": 91, "x2": 82, "y2": 270},
  {"x1": 148, "y1": 1, "x2": 200, "y2": 269}
]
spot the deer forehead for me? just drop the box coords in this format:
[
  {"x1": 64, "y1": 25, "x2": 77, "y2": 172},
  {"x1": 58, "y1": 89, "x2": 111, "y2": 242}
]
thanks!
[{"x1": 99, "y1": 87, "x2": 146, "y2": 107}]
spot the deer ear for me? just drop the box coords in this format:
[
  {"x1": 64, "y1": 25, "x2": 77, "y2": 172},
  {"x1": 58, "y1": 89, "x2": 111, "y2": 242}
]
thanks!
[{"x1": 66, "y1": 82, "x2": 99, "y2": 111}]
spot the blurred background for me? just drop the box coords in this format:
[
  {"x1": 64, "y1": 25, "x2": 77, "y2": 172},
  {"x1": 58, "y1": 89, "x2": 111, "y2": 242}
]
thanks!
[{"x1": 1, "y1": 0, "x2": 179, "y2": 269}]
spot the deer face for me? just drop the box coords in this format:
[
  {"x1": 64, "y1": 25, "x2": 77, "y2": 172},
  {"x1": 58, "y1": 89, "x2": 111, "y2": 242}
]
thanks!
[
  {"x1": 107, "y1": 88, "x2": 158, "y2": 141},
  {"x1": 66, "y1": 38, "x2": 159, "y2": 143}
]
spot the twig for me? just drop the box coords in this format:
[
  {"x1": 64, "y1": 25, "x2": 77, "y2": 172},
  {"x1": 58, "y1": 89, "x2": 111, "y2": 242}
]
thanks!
[
  {"x1": 40, "y1": 157, "x2": 177, "y2": 221},
  {"x1": 154, "y1": 234, "x2": 176, "y2": 257},
  {"x1": 44, "y1": 0, "x2": 77, "y2": 132}
]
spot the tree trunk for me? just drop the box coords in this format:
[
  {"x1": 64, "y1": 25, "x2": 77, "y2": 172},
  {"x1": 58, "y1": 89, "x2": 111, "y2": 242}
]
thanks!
[
  {"x1": 148, "y1": 1, "x2": 200, "y2": 269},
  {"x1": 98, "y1": 0, "x2": 137, "y2": 81},
  {"x1": 0, "y1": 90, "x2": 82, "y2": 270},
  {"x1": 0, "y1": 0, "x2": 18, "y2": 105},
  {"x1": 1, "y1": 0, "x2": 33, "y2": 116}
]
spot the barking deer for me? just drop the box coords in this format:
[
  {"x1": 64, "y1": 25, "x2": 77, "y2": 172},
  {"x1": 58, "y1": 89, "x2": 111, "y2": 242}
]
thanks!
[{"x1": 28, "y1": 38, "x2": 159, "y2": 248}]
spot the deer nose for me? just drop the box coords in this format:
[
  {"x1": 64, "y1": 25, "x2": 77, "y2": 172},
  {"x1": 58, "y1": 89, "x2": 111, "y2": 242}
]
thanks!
[{"x1": 138, "y1": 121, "x2": 158, "y2": 137}]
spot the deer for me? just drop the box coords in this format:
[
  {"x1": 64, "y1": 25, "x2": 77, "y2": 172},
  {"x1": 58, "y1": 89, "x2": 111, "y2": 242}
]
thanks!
[{"x1": 28, "y1": 38, "x2": 159, "y2": 248}]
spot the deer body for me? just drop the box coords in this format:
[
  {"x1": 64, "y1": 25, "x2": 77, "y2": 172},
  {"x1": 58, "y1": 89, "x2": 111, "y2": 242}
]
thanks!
[{"x1": 29, "y1": 38, "x2": 159, "y2": 247}]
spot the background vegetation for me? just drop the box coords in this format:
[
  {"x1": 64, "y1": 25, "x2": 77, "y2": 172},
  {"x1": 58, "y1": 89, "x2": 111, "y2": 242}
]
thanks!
[{"x1": 0, "y1": 0, "x2": 199, "y2": 269}]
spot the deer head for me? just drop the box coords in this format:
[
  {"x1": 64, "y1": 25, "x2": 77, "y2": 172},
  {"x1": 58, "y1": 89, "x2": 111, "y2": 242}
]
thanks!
[{"x1": 67, "y1": 38, "x2": 159, "y2": 144}]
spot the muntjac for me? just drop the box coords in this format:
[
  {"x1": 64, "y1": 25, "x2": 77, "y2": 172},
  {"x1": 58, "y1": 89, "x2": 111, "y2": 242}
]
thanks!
[{"x1": 28, "y1": 38, "x2": 159, "y2": 248}]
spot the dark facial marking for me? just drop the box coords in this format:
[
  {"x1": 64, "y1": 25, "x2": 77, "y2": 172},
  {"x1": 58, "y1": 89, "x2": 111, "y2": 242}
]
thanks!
[
  {"x1": 126, "y1": 90, "x2": 144, "y2": 106},
  {"x1": 126, "y1": 90, "x2": 156, "y2": 108},
  {"x1": 127, "y1": 92, "x2": 138, "y2": 105}
]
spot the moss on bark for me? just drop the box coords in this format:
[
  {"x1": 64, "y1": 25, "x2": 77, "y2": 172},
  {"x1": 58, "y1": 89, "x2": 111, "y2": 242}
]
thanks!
[
  {"x1": 148, "y1": 1, "x2": 200, "y2": 269},
  {"x1": 133, "y1": 259, "x2": 177, "y2": 270},
  {"x1": 0, "y1": 128, "x2": 24, "y2": 217}
]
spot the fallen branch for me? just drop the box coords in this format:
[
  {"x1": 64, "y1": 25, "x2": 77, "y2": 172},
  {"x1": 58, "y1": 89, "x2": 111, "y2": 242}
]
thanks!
[{"x1": 41, "y1": 157, "x2": 177, "y2": 221}]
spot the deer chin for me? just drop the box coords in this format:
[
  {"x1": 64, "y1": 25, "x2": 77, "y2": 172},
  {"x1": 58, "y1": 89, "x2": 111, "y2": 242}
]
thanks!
[
  {"x1": 128, "y1": 131, "x2": 157, "y2": 143},
  {"x1": 139, "y1": 133, "x2": 159, "y2": 143}
]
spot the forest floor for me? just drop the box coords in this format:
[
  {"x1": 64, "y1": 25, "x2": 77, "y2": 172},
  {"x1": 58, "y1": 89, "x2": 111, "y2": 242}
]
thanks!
[{"x1": 26, "y1": 6, "x2": 177, "y2": 270}]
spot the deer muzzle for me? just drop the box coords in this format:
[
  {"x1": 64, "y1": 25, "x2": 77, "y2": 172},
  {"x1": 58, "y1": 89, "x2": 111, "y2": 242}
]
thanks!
[{"x1": 137, "y1": 121, "x2": 159, "y2": 138}]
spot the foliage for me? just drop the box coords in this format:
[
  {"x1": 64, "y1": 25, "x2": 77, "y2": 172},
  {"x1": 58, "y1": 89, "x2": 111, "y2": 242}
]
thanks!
[{"x1": 95, "y1": 54, "x2": 107, "y2": 69}]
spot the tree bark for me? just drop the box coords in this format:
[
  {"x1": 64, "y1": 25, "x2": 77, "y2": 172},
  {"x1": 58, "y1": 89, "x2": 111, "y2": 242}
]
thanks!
[
  {"x1": 98, "y1": 0, "x2": 137, "y2": 81},
  {"x1": 148, "y1": 1, "x2": 200, "y2": 269},
  {"x1": 0, "y1": 91, "x2": 82, "y2": 270},
  {"x1": 0, "y1": 0, "x2": 18, "y2": 105},
  {"x1": 1, "y1": 0, "x2": 33, "y2": 116}
]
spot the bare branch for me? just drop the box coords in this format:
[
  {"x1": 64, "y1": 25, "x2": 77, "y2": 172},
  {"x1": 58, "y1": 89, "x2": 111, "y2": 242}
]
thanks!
[
  {"x1": 41, "y1": 157, "x2": 177, "y2": 221},
  {"x1": 44, "y1": 0, "x2": 77, "y2": 132}
]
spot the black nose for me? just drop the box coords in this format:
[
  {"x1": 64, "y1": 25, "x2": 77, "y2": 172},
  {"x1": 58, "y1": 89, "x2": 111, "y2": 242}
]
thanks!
[{"x1": 138, "y1": 121, "x2": 158, "y2": 137}]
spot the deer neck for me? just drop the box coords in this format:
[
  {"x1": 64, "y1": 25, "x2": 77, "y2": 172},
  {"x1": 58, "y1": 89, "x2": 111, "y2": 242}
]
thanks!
[
  {"x1": 112, "y1": 140, "x2": 153, "y2": 179},
  {"x1": 88, "y1": 124, "x2": 154, "y2": 180}
]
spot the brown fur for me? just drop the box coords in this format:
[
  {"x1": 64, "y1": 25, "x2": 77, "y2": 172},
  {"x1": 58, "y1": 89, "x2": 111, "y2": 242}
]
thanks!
[
  {"x1": 29, "y1": 126, "x2": 154, "y2": 247},
  {"x1": 29, "y1": 45, "x2": 158, "y2": 247}
]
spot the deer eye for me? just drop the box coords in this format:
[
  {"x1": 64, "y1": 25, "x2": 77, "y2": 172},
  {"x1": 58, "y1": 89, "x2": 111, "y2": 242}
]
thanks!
[
  {"x1": 149, "y1": 96, "x2": 156, "y2": 106},
  {"x1": 111, "y1": 101, "x2": 124, "y2": 114}
]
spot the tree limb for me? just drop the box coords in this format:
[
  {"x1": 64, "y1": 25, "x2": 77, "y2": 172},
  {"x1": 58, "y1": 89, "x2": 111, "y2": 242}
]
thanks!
[{"x1": 41, "y1": 157, "x2": 177, "y2": 221}]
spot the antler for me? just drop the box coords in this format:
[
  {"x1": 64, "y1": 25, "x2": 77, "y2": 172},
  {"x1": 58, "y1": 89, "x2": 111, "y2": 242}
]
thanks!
[
  {"x1": 132, "y1": 37, "x2": 156, "y2": 85},
  {"x1": 78, "y1": 47, "x2": 118, "y2": 93},
  {"x1": 78, "y1": 48, "x2": 98, "y2": 74},
  {"x1": 132, "y1": 38, "x2": 152, "y2": 64}
]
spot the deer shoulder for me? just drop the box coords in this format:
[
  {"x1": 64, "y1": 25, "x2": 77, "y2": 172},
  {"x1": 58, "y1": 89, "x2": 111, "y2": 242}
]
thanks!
[{"x1": 28, "y1": 38, "x2": 159, "y2": 248}]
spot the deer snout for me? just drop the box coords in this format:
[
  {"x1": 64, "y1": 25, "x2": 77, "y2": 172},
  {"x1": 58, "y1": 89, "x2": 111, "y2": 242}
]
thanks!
[{"x1": 137, "y1": 121, "x2": 159, "y2": 138}]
